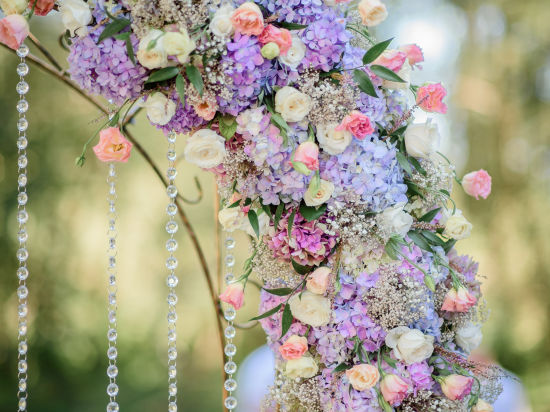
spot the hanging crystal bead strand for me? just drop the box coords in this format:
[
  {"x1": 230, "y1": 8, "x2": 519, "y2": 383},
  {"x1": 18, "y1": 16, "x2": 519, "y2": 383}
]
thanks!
[
  {"x1": 105, "y1": 163, "x2": 120, "y2": 412},
  {"x1": 165, "y1": 132, "x2": 179, "y2": 412},
  {"x1": 223, "y1": 235, "x2": 238, "y2": 411},
  {"x1": 15, "y1": 43, "x2": 30, "y2": 412}
]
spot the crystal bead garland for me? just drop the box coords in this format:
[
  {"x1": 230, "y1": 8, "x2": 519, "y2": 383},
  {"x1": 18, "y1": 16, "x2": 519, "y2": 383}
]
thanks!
[
  {"x1": 165, "y1": 132, "x2": 179, "y2": 412},
  {"x1": 105, "y1": 163, "x2": 120, "y2": 412},
  {"x1": 15, "y1": 43, "x2": 30, "y2": 412},
  {"x1": 223, "y1": 235, "x2": 238, "y2": 410}
]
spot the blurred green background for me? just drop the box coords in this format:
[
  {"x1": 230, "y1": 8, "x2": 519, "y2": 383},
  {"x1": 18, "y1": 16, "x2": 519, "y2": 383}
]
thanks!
[{"x1": 0, "y1": 0, "x2": 549, "y2": 410}]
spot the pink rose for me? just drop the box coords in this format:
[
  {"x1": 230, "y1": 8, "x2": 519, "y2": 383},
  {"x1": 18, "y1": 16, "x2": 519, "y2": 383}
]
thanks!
[
  {"x1": 259, "y1": 24, "x2": 292, "y2": 55},
  {"x1": 372, "y1": 49, "x2": 407, "y2": 72},
  {"x1": 93, "y1": 127, "x2": 133, "y2": 163},
  {"x1": 230, "y1": 2, "x2": 264, "y2": 36},
  {"x1": 345, "y1": 364, "x2": 380, "y2": 391},
  {"x1": 0, "y1": 14, "x2": 29, "y2": 51},
  {"x1": 380, "y1": 374, "x2": 409, "y2": 406},
  {"x1": 292, "y1": 141, "x2": 319, "y2": 174},
  {"x1": 441, "y1": 286, "x2": 477, "y2": 312},
  {"x1": 336, "y1": 111, "x2": 374, "y2": 140},
  {"x1": 194, "y1": 97, "x2": 218, "y2": 121},
  {"x1": 416, "y1": 83, "x2": 447, "y2": 114},
  {"x1": 28, "y1": 0, "x2": 55, "y2": 16},
  {"x1": 462, "y1": 169, "x2": 492, "y2": 200},
  {"x1": 219, "y1": 283, "x2": 245, "y2": 310},
  {"x1": 279, "y1": 335, "x2": 308, "y2": 360},
  {"x1": 399, "y1": 44, "x2": 424, "y2": 67},
  {"x1": 306, "y1": 266, "x2": 331, "y2": 295},
  {"x1": 440, "y1": 374, "x2": 474, "y2": 401}
]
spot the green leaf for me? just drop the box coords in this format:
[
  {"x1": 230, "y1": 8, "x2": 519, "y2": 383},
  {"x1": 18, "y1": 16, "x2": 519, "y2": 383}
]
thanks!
[
  {"x1": 385, "y1": 241, "x2": 399, "y2": 260},
  {"x1": 175, "y1": 74, "x2": 186, "y2": 106},
  {"x1": 407, "y1": 230, "x2": 433, "y2": 252},
  {"x1": 273, "y1": 202, "x2": 285, "y2": 230},
  {"x1": 227, "y1": 200, "x2": 241, "y2": 208},
  {"x1": 250, "y1": 304, "x2": 282, "y2": 321},
  {"x1": 443, "y1": 238, "x2": 457, "y2": 254},
  {"x1": 353, "y1": 69, "x2": 377, "y2": 98},
  {"x1": 248, "y1": 209, "x2": 260, "y2": 238},
  {"x1": 406, "y1": 180, "x2": 425, "y2": 199},
  {"x1": 125, "y1": 37, "x2": 136, "y2": 65},
  {"x1": 270, "y1": 112, "x2": 290, "y2": 133},
  {"x1": 186, "y1": 65, "x2": 204, "y2": 96},
  {"x1": 362, "y1": 38, "x2": 393, "y2": 64},
  {"x1": 276, "y1": 22, "x2": 308, "y2": 30},
  {"x1": 280, "y1": 304, "x2": 293, "y2": 338},
  {"x1": 419, "y1": 208, "x2": 441, "y2": 223},
  {"x1": 291, "y1": 259, "x2": 312, "y2": 275},
  {"x1": 370, "y1": 64, "x2": 405, "y2": 83},
  {"x1": 145, "y1": 67, "x2": 180, "y2": 84},
  {"x1": 408, "y1": 156, "x2": 427, "y2": 176},
  {"x1": 396, "y1": 151, "x2": 413, "y2": 176},
  {"x1": 287, "y1": 208, "x2": 297, "y2": 238},
  {"x1": 108, "y1": 112, "x2": 120, "y2": 127},
  {"x1": 262, "y1": 287, "x2": 294, "y2": 296},
  {"x1": 97, "y1": 18, "x2": 131, "y2": 44},
  {"x1": 333, "y1": 363, "x2": 352, "y2": 372},
  {"x1": 421, "y1": 230, "x2": 446, "y2": 247},
  {"x1": 219, "y1": 115, "x2": 238, "y2": 140},
  {"x1": 391, "y1": 125, "x2": 408, "y2": 136},
  {"x1": 261, "y1": 203, "x2": 273, "y2": 220},
  {"x1": 299, "y1": 203, "x2": 327, "y2": 222},
  {"x1": 382, "y1": 354, "x2": 397, "y2": 368}
]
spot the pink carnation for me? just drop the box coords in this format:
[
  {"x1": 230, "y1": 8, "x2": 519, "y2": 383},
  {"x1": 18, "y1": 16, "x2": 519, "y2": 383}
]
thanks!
[
  {"x1": 0, "y1": 14, "x2": 29, "y2": 51},
  {"x1": 462, "y1": 169, "x2": 492, "y2": 200},
  {"x1": 399, "y1": 44, "x2": 424, "y2": 67},
  {"x1": 93, "y1": 127, "x2": 133, "y2": 163},
  {"x1": 372, "y1": 49, "x2": 407, "y2": 72},
  {"x1": 440, "y1": 374, "x2": 474, "y2": 401},
  {"x1": 259, "y1": 24, "x2": 292, "y2": 56},
  {"x1": 416, "y1": 83, "x2": 448, "y2": 114},
  {"x1": 336, "y1": 111, "x2": 374, "y2": 140},
  {"x1": 441, "y1": 286, "x2": 476, "y2": 313},
  {"x1": 219, "y1": 283, "x2": 245, "y2": 310}
]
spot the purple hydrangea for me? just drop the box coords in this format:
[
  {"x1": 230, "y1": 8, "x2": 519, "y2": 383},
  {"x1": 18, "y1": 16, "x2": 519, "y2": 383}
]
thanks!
[
  {"x1": 156, "y1": 92, "x2": 206, "y2": 135},
  {"x1": 448, "y1": 250, "x2": 479, "y2": 283},
  {"x1": 317, "y1": 369, "x2": 380, "y2": 412},
  {"x1": 67, "y1": 28, "x2": 148, "y2": 105},
  {"x1": 254, "y1": 0, "x2": 331, "y2": 24}
]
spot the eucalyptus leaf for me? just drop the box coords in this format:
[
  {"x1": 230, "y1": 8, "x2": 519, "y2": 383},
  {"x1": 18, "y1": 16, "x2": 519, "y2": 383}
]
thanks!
[
  {"x1": 263, "y1": 287, "x2": 293, "y2": 296},
  {"x1": 280, "y1": 304, "x2": 293, "y2": 338},
  {"x1": 396, "y1": 151, "x2": 413, "y2": 176},
  {"x1": 248, "y1": 209, "x2": 260, "y2": 238},
  {"x1": 370, "y1": 64, "x2": 405, "y2": 82},
  {"x1": 353, "y1": 69, "x2": 377, "y2": 97},
  {"x1": 362, "y1": 38, "x2": 393, "y2": 64},
  {"x1": 227, "y1": 199, "x2": 241, "y2": 209},
  {"x1": 261, "y1": 203, "x2": 273, "y2": 220},
  {"x1": 287, "y1": 208, "x2": 297, "y2": 238},
  {"x1": 186, "y1": 65, "x2": 204, "y2": 96},
  {"x1": 299, "y1": 203, "x2": 327, "y2": 222},
  {"x1": 407, "y1": 230, "x2": 433, "y2": 252},
  {"x1": 250, "y1": 304, "x2": 282, "y2": 321},
  {"x1": 291, "y1": 259, "x2": 312, "y2": 275},
  {"x1": 333, "y1": 363, "x2": 352, "y2": 372},
  {"x1": 175, "y1": 74, "x2": 186, "y2": 106},
  {"x1": 421, "y1": 230, "x2": 446, "y2": 247},
  {"x1": 418, "y1": 207, "x2": 441, "y2": 223},
  {"x1": 408, "y1": 156, "x2": 427, "y2": 176},
  {"x1": 145, "y1": 67, "x2": 180, "y2": 84},
  {"x1": 276, "y1": 22, "x2": 308, "y2": 30},
  {"x1": 97, "y1": 18, "x2": 131, "y2": 44},
  {"x1": 273, "y1": 202, "x2": 285, "y2": 230}
]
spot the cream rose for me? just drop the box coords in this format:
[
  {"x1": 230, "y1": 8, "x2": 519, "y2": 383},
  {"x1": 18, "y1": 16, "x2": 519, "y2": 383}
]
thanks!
[
  {"x1": 0, "y1": 0, "x2": 27, "y2": 15},
  {"x1": 304, "y1": 179, "x2": 334, "y2": 207},
  {"x1": 316, "y1": 123, "x2": 352, "y2": 155},
  {"x1": 345, "y1": 364, "x2": 380, "y2": 391},
  {"x1": 472, "y1": 399, "x2": 494, "y2": 412},
  {"x1": 209, "y1": 4, "x2": 235, "y2": 38},
  {"x1": 404, "y1": 121, "x2": 440, "y2": 159},
  {"x1": 279, "y1": 34, "x2": 306, "y2": 69},
  {"x1": 455, "y1": 322, "x2": 482, "y2": 353},
  {"x1": 162, "y1": 28, "x2": 196, "y2": 64},
  {"x1": 443, "y1": 210, "x2": 473, "y2": 240},
  {"x1": 385, "y1": 326, "x2": 434, "y2": 364},
  {"x1": 377, "y1": 202, "x2": 413, "y2": 238},
  {"x1": 137, "y1": 29, "x2": 168, "y2": 70},
  {"x1": 289, "y1": 291, "x2": 331, "y2": 327},
  {"x1": 218, "y1": 207, "x2": 244, "y2": 232},
  {"x1": 358, "y1": 0, "x2": 388, "y2": 27},
  {"x1": 143, "y1": 92, "x2": 176, "y2": 126},
  {"x1": 285, "y1": 354, "x2": 319, "y2": 379},
  {"x1": 275, "y1": 86, "x2": 312, "y2": 123},
  {"x1": 384, "y1": 60, "x2": 411, "y2": 90},
  {"x1": 184, "y1": 129, "x2": 226, "y2": 169},
  {"x1": 60, "y1": 0, "x2": 92, "y2": 37}
]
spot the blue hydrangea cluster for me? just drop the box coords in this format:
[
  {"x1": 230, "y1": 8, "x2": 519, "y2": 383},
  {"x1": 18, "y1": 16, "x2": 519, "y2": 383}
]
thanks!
[
  {"x1": 255, "y1": 0, "x2": 331, "y2": 24},
  {"x1": 156, "y1": 93, "x2": 206, "y2": 135}
]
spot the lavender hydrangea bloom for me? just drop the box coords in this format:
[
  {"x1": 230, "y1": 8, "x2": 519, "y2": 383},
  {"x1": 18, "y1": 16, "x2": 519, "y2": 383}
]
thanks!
[
  {"x1": 156, "y1": 93, "x2": 205, "y2": 135},
  {"x1": 317, "y1": 369, "x2": 380, "y2": 412},
  {"x1": 68, "y1": 28, "x2": 148, "y2": 105},
  {"x1": 255, "y1": 0, "x2": 331, "y2": 24}
]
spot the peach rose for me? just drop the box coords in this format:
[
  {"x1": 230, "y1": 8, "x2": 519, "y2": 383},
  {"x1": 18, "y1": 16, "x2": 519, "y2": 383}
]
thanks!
[
  {"x1": 358, "y1": 0, "x2": 388, "y2": 27},
  {"x1": 306, "y1": 266, "x2": 331, "y2": 295},
  {"x1": 416, "y1": 82, "x2": 447, "y2": 114},
  {"x1": 472, "y1": 399, "x2": 494, "y2": 412},
  {"x1": 399, "y1": 44, "x2": 424, "y2": 67},
  {"x1": 194, "y1": 96, "x2": 218, "y2": 121},
  {"x1": 336, "y1": 111, "x2": 374, "y2": 140},
  {"x1": 230, "y1": 2, "x2": 264, "y2": 36},
  {"x1": 441, "y1": 286, "x2": 477, "y2": 313},
  {"x1": 372, "y1": 49, "x2": 407, "y2": 72},
  {"x1": 0, "y1": 14, "x2": 29, "y2": 50},
  {"x1": 279, "y1": 335, "x2": 308, "y2": 360},
  {"x1": 219, "y1": 283, "x2": 244, "y2": 310},
  {"x1": 380, "y1": 374, "x2": 409, "y2": 406},
  {"x1": 345, "y1": 364, "x2": 380, "y2": 391},
  {"x1": 293, "y1": 141, "x2": 319, "y2": 174},
  {"x1": 259, "y1": 24, "x2": 292, "y2": 55},
  {"x1": 28, "y1": 0, "x2": 54, "y2": 16},
  {"x1": 93, "y1": 127, "x2": 133, "y2": 163},
  {"x1": 462, "y1": 169, "x2": 492, "y2": 200},
  {"x1": 439, "y1": 374, "x2": 474, "y2": 401}
]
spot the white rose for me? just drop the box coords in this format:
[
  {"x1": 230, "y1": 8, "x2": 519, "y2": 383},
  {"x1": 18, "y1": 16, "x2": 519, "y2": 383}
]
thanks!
[
  {"x1": 455, "y1": 322, "x2": 482, "y2": 353},
  {"x1": 383, "y1": 60, "x2": 412, "y2": 90},
  {"x1": 240, "y1": 211, "x2": 270, "y2": 236},
  {"x1": 279, "y1": 35, "x2": 306, "y2": 69},
  {"x1": 404, "y1": 121, "x2": 440, "y2": 159},
  {"x1": 377, "y1": 202, "x2": 413, "y2": 238},
  {"x1": 143, "y1": 92, "x2": 176, "y2": 126},
  {"x1": 184, "y1": 129, "x2": 226, "y2": 169},
  {"x1": 0, "y1": 0, "x2": 28, "y2": 15},
  {"x1": 443, "y1": 209, "x2": 473, "y2": 240},
  {"x1": 358, "y1": 0, "x2": 388, "y2": 27},
  {"x1": 385, "y1": 326, "x2": 434, "y2": 364},
  {"x1": 137, "y1": 29, "x2": 168, "y2": 70},
  {"x1": 218, "y1": 207, "x2": 243, "y2": 232},
  {"x1": 285, "y1": 354, "x2": 319, "y2": 379},
  {"x1": 304, "y1": 179, "x2": 334, "y2": 207},
  {"x1": 289, "y1": 291, "x2": 331, "y2": 327},
  {"x1": 209, "y1": 4, "x2": 235, "y2": 38},
  {"x1": 316, "y1": 123, "x2": 352, "y2": 155},
  {"x1": 60, "y1": 0, "x2": 92, "y2": 37},
  {"x1": 162, "y1": 29, "x2": 196, "y2": 64},
  {"x1": 275, "y1": 86, "x2": 312, "y2": 123}
]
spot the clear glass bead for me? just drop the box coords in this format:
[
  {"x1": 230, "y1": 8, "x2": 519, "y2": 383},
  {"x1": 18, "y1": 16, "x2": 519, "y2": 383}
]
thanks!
[
  {"x1": 165, "y1": 257, "x2": 178, "y2": 270},
  {"x1": 166, "y1": 149, "x2": 177, "y2": 162},
  {"x1": 18, "y1": 341, "x2": 27, "y2": 355},
  {"x1": 17, "y1": 248, "x2": 28, "y2": 262},
  {"x1": 17, "y1": 285, "x2": 28, "y2": 299},
  {"x1": 17, "y1": 229, "x2": 28, "y2": 243},
  {"x1": 107, "y1": 383, "x2": 119, "y2": 397},
  {"x1": 107, "y1": 346, "x2": 118, "y2": 360},
  {"x1": 168, "y1": 402, "x2": 177, "y2": 412},
  {"x1": 224, "y1": 378, "x2": 237, "y2": 392},
  {"x1": 17, "y1": 192, "x2": 28, "y2": 206},
  {"x1": 16, "y1": 81, "x2": 29, "y2": 95},
  {"x1": 166, "y1": 274, "x2": 179, "y2": 288},
  {"x1": 106, "y1": 401, "x2": 119, "y2": 412},
  {"x1": 224, "y1": 325, "x2": 236, "y2": 339},
  {"x1": 224, "y1": 361, "x2": 237, "y2": 374},
  {"x1": 107, "y1": 328, "x2": 117, "y2": 342},
  {"x1": 18, "y1": 304, "x2": 28, "y2": 317},
  {"x1": 18, "y1": 155, "x2": 27, "y2": 168},
  {"x1": 18, "y1": 321, "x2": 27, "y2": 336},
  {"x1": 225, "y1": 237, "x2": 235, "y2": 249},
  {"x1": 224, "y1": 273, "x2": 235, "y2": 283},
  {"x1": 109, "y1": 237, "x2": 116, "y2": 249},
  {"x1": 225, "y1": 255, "x2": 235, "y2": 267},
  {"x1": 224, "y1": 343, "x2": 237, "y2": 357},
  {"x1": 109, "y1": 256, "x2": 116, "y2": 268},
  {"x1": 17, "y1": 44, "x2": 29, "y2": 57},
  {"x1": 168, "y1": 365, "x2": 177, "y2": 379},
  {"x1": 17, "y1": 135, "x2": 28, "y2": 148},
  {"x1": 168, "y1": 383, "x2": 177, "y2": 397},
  {"x1": 167, "y1": 311, "x2": 177, "y2": 323},
  {"x1": 107, "y1": 365, "x2": 118, "y2": 378},
  {"x1": 166, "y1": 167, "x2": 177, "y2": 180},
  {"x1": 17, "y1": 63, "x2": 29, "y2": 76},
  {"x1": 17, "y1": 267, "x2": 29, "y2": 281},
  {"x1": 17, "y1": 117, "x2": 28, "y2": 132},
  {"x1": 166, "y1": 133, "x2": 177, "y2": 144},
  {"x1": 18, "y1": 398, "x2": 26, "y2": 411},
  {"x1": 168, "y1": 347, "x2": 177, "y2": 361},
  {"x1": 165, "y1": 220, "x2": 178, "y2": 234},
  {"x1": 18, "y1": 173, "x2": 27, "y2": 187},
  {"x1": 18, "y1": 360, "x2": 27, "y2": 373},
  {"x1": 17, "y1": 100, "x2": 29, "y2": 114},
  {"x1": 167, "y1": 293, "x2": 178, "y2": 305},
  {"x1": 166, "y1": 203, "x2": 177, "y2": 216},
  {"x1": 18, "y1": 378, "x2": 26, "y2": 392},
  {"x1": 108, "y1": 293, "x2": 116, "y2": 305},
  {"x1": 224, "y1": 396, "x2": 237, "y2": 410},
  {"x1": 168, "y1": 329, "x2": 177, "y2": 342},
  {"x1": 224, "y1": 307, "x2": 236, "y2": 321},
  {"x1": 166, "y1": 185, "x2": 178, "y2": 198},
  {"x1": 108, "y1": 310, "x2": 116, "y2": 324},
  {"x1": 166, "y1": 239, "x2": 178, "y2": 252},
  {"x1": 17, "y1": 210, "x2": 28, "y2": 224}
]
